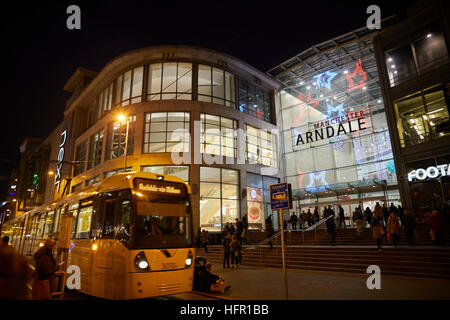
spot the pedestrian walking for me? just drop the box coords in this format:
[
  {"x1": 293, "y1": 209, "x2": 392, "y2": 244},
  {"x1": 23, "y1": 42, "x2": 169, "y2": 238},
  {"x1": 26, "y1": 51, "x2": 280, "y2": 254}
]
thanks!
[
  {"x1": 314, "y1": 207, "x2": 320, "y2": 223},
  {"x1": 0, "y1": 242, "x2": 32, "y2": 299},
  {"x1": 222, "y1": 233, "x2": 232, "y2": 268},
  {"x1": 229, "y1": 235, "x2": 241, "y2": 268},
  {"x1": 32, "y1": 239, "x2": 58, "y2": 300},
  {"x1": 374, "y1": 202, "x2": 383, "y2": 221},
  {"x1": 428, "y1": 210, "x2": 445, "y2": 246},
  {"x1": 326, "y1": 216, "x2": 337, "y2": 246},
  {"x1": 365, "y1": 207, "x2": 373, "y2": 228},
  {"x1": 353, "y1": 207, "x2": 363, "y2": 236},
  {"x1": 338, "y1": 205, "x2": 346, "y2": 228},
  {"x1": 382, "y1": 203, "x2": 389, "y2": 227},
  {"x1": 402, "y1": 209, "x2": 415, "y2": 245},
  {"x1": 300, "y1": 210, "x2": 307, "y2": 229},
  {"x1": 242, "y1": 214, "x2": 248, "y2": 244},
  {"x1": 371, "y1": 218, "x2": 384, "y2": 253},
  {"x1": 387, "y1": 212, "x2": 400, "y2": 247},
  {"x1": 307, "y1": 209, "x2": 313, "y2": 228},
  {"x1": 290, "y1": 212, "x2": 298, "y2": 230},
  {"x1": 201, "y1": 229, "x2": 209, "y2": 253},
  {"x1": 236, "y1": 218, "x2": 244, "y2": 243}
]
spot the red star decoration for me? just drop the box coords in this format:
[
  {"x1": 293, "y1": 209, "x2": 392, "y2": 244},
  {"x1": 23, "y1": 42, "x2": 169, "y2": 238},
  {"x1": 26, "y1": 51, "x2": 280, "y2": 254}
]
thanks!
[{"x1": 346, "y1": 58, "x2": 367, "y2": 92}]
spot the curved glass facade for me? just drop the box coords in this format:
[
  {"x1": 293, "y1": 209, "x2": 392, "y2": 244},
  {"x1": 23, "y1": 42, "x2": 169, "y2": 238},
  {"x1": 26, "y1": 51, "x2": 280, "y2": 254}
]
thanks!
[{"x1": 276, "y1": 35, "x2": 400, "y2": 215}]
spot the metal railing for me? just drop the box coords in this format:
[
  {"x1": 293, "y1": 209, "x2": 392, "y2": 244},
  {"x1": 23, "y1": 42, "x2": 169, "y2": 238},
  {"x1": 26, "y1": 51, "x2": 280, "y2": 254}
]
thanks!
[{"x1": 247, "y1": 215, "x2": 335, "y2": 262}]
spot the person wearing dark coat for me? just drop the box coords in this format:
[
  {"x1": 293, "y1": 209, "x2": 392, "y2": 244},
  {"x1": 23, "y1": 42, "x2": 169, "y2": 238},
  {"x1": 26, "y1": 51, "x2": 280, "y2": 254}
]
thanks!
[
  {"x1": 32, "y1": 239, "x2": 58, "y2": 299},
  {"x1": 365, "y1": 207, "x2": 373, "y2": 228},
  {"x1": 222, "y1": 233, "x2": 232, "y2": 268},
  {"x1": 338, "y1": 205, "x2": 346, "y2": 228},
  {"x1": 402, "y1": 210, "x2": 415, "y2": 245},
  {"x1": 242, "y1": 214, "x2": 248, "y2": 244},
  {"x1": 428, "y1": 210, "x2": 445, "y2": 246},
  {"x1": 235, "y1": 218, "x2": 244, "y2": 243},
  {"x1": 382, "y1": 203, "x2": 389, "y2": 227},
  {"x1": 290, "y1": 212, "x2": 298, "y2": 230},
  {"x1": 326, "y1": 217, "x2": 337, "y2": 246}
]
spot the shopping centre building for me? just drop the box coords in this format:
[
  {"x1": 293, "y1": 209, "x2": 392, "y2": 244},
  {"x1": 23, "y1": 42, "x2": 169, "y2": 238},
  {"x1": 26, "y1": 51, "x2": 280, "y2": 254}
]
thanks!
[
  {"x1": 269, "y1": 24, "x2": 400, "y2": 223},
  {"x1": 3, "y1": 0, "x2": 449, "y2": 234}
]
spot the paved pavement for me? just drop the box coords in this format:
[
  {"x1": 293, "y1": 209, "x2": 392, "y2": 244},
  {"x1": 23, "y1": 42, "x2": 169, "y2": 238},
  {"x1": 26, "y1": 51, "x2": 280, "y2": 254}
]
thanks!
[{"x1": 199, "y1": 264, "x2": 450, "y2": 300}]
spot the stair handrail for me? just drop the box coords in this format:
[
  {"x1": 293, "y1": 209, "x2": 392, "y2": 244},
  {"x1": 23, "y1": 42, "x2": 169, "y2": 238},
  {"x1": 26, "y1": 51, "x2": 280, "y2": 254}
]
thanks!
[
  {"x1": 247, "y1": 215, "x2": 335, "y2": 250},
  {"x1": 303, "y1": 214, "x2": 334, "y2": 231}
]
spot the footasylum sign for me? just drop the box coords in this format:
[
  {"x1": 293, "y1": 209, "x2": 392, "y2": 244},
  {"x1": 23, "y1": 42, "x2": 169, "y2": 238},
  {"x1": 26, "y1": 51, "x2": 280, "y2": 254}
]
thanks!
[{"x1": 408, "y1": 164, "x2": 450, "y2": 182}]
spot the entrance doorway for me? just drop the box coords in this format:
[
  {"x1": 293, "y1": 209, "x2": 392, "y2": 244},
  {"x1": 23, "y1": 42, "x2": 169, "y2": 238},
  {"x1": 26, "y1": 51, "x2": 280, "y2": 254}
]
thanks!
[{"x1": 297, "y1": 196, "x2": 387, "y2": 228}]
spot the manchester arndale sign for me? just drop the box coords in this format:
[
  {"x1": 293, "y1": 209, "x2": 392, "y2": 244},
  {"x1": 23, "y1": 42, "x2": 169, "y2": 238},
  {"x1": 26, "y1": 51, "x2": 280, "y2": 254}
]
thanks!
[
  {"x1": 296, "y1": 110, "x2": 367, "y2": 145},
  {"x1": 408, "y1": 164, "x2": 450, "y2": 182}
]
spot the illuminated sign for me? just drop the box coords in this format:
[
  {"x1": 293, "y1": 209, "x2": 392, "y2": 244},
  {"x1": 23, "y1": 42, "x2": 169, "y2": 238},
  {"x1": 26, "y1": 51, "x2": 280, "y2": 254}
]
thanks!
[
  {"x1": 55, "y1": 130, "x2": 67, "y2": 193},
  {"x1": 313, "y1": 70, "x2": 338, "y2": 90},
  {"x1": 346, "y1": 59, "x2": 367, "y2": 92},
  {"x1": 296, "y1": 111, "x2": 367, "y2": 145},
  {"x1": 133, "y1": 178, "x2": 187, "y2": 200},
  {"x1": 138, "y1": 183, "x2": 181, "y2": 194},
  {"x1": 408, "y1": 164, "x2": 450, "y2": 182},
  {"x1": 326, "y1": 102, "x2": 345, "y2": 118}
]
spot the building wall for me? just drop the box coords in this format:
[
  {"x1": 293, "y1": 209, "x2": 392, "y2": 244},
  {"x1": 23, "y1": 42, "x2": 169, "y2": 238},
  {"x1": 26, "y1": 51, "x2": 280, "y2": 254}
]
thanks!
[
  {"x1": 39, "y1": 46, "x2": 282, "y2": 233},
  {"x1": 374, "y1": 0, "x2": 450, "y2": 218}
]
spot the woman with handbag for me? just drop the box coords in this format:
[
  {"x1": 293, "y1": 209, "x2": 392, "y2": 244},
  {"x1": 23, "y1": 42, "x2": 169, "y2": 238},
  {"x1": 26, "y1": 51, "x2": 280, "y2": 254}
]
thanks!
[
  {"x1": 32, "y1": 239, "x2": 57, "y2": 300},
  {"x1": 371, "y1": 217, "x2": 384, "y2": 253},
  {"x1": 387, "y1": 212, "x2": 400, "y2": 247}
]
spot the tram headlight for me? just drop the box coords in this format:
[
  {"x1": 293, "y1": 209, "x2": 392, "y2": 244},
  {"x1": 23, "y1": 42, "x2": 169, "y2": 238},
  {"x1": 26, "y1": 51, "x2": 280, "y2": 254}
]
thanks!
[
  {"x1": 134, "y1": 251, "x2": 151, "y2": 271},
  {"x1": 185, "y1": 250, "x2": 193, "y2": 267}
]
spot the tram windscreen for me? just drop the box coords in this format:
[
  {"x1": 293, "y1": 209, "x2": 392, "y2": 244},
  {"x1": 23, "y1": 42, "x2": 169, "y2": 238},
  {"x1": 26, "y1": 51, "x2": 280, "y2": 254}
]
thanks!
[{"x1": 133, "y1": 178, "x2": 191, "y2": 249}]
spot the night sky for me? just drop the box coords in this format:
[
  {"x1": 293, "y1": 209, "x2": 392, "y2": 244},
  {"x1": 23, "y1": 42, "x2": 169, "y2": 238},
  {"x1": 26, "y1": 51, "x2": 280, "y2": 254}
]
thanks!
[{"x1": 0, "y1": 0, "x2": 414, "y2": 200}]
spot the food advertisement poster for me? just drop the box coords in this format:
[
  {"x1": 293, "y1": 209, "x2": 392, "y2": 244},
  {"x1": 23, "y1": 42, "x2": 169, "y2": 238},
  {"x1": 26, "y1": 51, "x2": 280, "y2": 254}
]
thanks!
[{"x1": 247, "y1": 187, "x2": 264, "y2": 229}]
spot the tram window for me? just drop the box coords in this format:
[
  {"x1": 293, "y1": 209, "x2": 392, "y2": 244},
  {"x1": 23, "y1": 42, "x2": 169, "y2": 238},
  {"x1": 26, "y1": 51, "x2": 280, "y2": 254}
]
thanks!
[
  {"x1": 52, "y1": 208, "x2": 62, "y2": 239},
  {"x1": 43, "y1": 212, "x2": 54, "y2": 239},
  {"x1": 76, "y1": 206, "x2": 93, "y2": 239},
  {"x1": 103, "y1": 200, "x2": 117, "y2": 239},
  {"x1": 116, "y1": 199, "x2": 131, "y2": 246},
  {"x1": 70, "y1": 205, "x2": 79, "y2": 239},
  {"x1": 37, "y1": 213, "x2": 46, "y2": 238}
]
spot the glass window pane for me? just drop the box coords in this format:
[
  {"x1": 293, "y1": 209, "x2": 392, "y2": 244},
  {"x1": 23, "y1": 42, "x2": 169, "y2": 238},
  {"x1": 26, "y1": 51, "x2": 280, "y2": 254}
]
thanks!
[
  {"x1": 122, "y1": 70, "x2": 132, "y2": 101},
  {"x1": 151, "y1": 112, "x2": 167, "y2": 121},
  {"x1": 222, "y1": 200, "x2": 239, "y2": 225},
  {"x1": 198, "y1": 65, "x2": 211, "y2": 96},
  {"x1": 222, "y1": 184, "x2": 239, "y2": 199},
  {"x1": 149, "y1": 63, "x2": 162, "y2": 94},
  {"x1": 222, "y1": 169, "x2": 238, "y2": 184},
  {"x1": 177, "y1": 63, "x2": 192, "y2": 94},
  {"x1": 199, "y1": 198, "x2": 221, "y2": 232},
  {"x1": 200, "y1": 167, "x2": 220, "y2": 182},
  {"x1": 200, "y1": 182, "x2": 221, "y2": 198},
  {"x1": 212, "y1": 68, "x2": 225, "y2": 100},
  {"x1": 162, "y1": 62, "x2": 177, "y2": 93},
  {"x1": 149, "y1": 142, "x2": 166, "y2": 153},
  {"x1": 131, "y1": 66, "x2": 143, "y2": 98}
]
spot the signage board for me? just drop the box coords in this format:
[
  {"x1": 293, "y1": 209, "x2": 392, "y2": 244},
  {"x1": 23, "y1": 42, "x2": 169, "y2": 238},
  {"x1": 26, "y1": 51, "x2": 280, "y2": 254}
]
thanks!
[{"x1": 270, "y1": 183, "x2": 293, "y2": 210}]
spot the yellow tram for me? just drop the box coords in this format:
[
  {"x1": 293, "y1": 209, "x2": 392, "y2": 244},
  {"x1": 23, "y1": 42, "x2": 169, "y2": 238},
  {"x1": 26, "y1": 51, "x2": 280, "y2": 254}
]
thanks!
[{"x1": 1, "y1": 172, "x2": 195, "y2": 299}]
